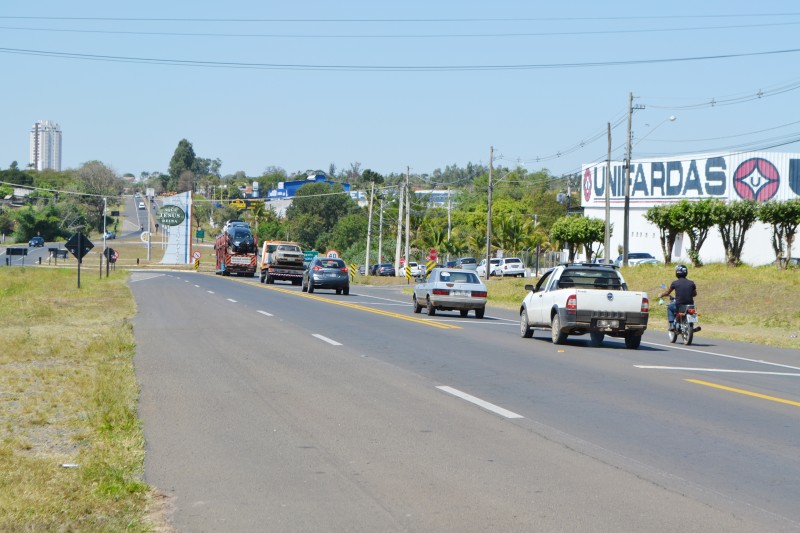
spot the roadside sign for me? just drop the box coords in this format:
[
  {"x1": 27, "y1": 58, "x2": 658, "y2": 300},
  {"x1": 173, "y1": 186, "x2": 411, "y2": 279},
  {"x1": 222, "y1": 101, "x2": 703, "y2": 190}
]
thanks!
[
  {"x1": 428, "y1": 248, "x2": 438, "y2": 262},
  {"x1": 304, "y1": 250, "x2": 319, "y2": 262},
  {"x1": 348, "y1": 263, "x2": 357, "y2": 280},
  {"x1": 158, "y1": 204, "x2": 186, "y2": 226},
  {"x1": 65, "y1": 232, "x2": 94, "y2": 261},
  {"x1": 405, "y1": 265, "x2": 412, "y2": 278},
  {"x1": 325, "y1": 250, "x2": 339, "y2": 258},
  {"x1": 193, "y1": 251, "x2": 201, "y2": 260},
  {"x1": 426, "y1": 260, "x2": 436, "y2": 274}
]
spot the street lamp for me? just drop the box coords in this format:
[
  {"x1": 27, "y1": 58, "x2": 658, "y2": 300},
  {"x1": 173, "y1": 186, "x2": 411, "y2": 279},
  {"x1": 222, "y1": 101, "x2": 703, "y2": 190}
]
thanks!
[{"x1": 622, "y1": 114, "x2": 676, "y2": 267}]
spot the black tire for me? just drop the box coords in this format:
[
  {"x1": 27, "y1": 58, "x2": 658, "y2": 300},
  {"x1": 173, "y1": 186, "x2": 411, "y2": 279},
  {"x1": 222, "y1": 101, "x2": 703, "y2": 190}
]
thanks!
[
  {"x1": 551, "y1": 314, "x2": 568, "y2": 344},
  {"x1": 343, "y1": 286, "x2": 349, "y2": 296},
  {"x1": 260, "y1": 272, "x2": 266, "y2": 283},
  {"x1": 427, "y1": 297, "x2": 436, "y2": 316},
  {"x1": 336, "y1": 288, "x2": 342, "y2": 295},
  {"x1": 520, "y1": 309, "x2": 533, "y2": 338},
  {"x1": 625, "y1": 333, "x2": 642, "y2": 349},
  {"x1": 307, "y1": 281, "x2": 314, "y2": 293},
  {"x1": 682, "y1": 323, "x2": 694, "y2": 345},
  {"x1": 668, "y1": 329, "x2": 678, "y2": 343},
  {"x1": 413, "y1": 296, "x2": 422, "y2": 314},
  {"x1": 589, "y1": 332, "x2": 605, "y2": 347},
  {"x1": 460, "y1": 309, "x2": 469, "y2": 318},
  {"x1": 475, "y1": 307, "x2": 485, "y2": 319},
  {"x1": 301, "y1": 279, "x2": 308, "y2": 292}
]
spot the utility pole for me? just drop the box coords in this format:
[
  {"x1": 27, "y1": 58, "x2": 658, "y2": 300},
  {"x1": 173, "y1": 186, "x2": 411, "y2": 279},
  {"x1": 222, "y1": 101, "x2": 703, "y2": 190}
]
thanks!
[
  {"x1": 605, "y1": 122, "x2": 611, "y2": 265},
  {"x1": 378, "y1": 196, "x2": 384, "y2": 264},
  {"x1": 394, "y1": 182, "x2": 404, "y2": 274},
  {"x1": 622, "y1": 92, "x2": 644, "y2": 267},
  {"x1": 100, "y1": 197, "x2": 107, "y2": 279},
  {"x1": 447, "y1": 188, "x2": 452, "y2": 263},
  {"x1": 365, "y1": 182, "x2": 375, "y2": 276},
  {"x1": 623, "y1": 92, "x2": 633, "y2": 267},
  {"x1": 404, "y1": 166, "x2": 410, "y2": 269},
  {"x1": 485, "y1": 146, "x2": 493, "y2": 281}
]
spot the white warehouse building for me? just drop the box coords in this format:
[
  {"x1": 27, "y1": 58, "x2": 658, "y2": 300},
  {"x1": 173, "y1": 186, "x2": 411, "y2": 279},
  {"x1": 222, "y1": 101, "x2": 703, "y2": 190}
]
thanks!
[{"x1": 581, "y1": 151, "x2": 800, "y2": 266}]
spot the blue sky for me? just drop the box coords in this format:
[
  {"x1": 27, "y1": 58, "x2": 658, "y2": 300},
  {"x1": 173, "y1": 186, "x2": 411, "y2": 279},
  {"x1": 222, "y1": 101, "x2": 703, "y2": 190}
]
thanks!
[{"x1": 2, "y1": 1, "x2": 799, "y2": 180}]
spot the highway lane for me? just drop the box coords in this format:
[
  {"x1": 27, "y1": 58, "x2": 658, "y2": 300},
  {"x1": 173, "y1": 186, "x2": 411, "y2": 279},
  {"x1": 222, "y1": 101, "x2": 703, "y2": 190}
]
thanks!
[{"x1": 132, "y1": 271, "x2": 800, "y2": 531}]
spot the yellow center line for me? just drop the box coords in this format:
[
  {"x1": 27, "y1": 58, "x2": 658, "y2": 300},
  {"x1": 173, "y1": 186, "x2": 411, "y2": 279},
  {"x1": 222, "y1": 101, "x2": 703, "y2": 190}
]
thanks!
[
  {"x1": 686, "y1": 379, "x2": 800, "y2": 407},
  {"x1": 224, "y1": 276, "x2": 460, "y2": 330}
]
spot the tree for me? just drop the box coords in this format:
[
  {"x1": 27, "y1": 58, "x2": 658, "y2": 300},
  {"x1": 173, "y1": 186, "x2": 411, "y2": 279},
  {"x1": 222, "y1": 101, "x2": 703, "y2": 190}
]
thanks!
[
  {"x1": 671, "y1": 199, "x2": 716, "y2": 267},
  {"x1": 361, "y1": 169, "x2": 384, "y2": 184},
  {"x1": 712, "y1": 200, "x2": 759, "y2": 267},
  {"x1": 168, "y1": 139, "x2": 197, "y2": 191},
  {"x1": 549, "y1": 216, "x2": 582, "y2": 262},
  {"x1": 644, "y1": 204, "x2": 681, "y2": 263},
  {"x1": 285, "y1": 182, "x2": 359, "y2": 249},
  {"x1": 329, "y1": 213, "x2": 368, "y2": 252},
  {"x1": 73, "y1": 161, "x2": 122, "y2": 232},
  {"x1": 758, "y1": 199, "x2": 800, "y2": 268}
]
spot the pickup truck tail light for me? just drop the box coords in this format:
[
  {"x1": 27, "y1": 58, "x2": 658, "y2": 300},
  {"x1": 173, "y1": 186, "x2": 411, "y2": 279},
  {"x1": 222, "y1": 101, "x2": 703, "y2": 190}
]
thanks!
[
  {"x1": 566, "y1": 294, "x2": 577, "y2": 311},
  {"x1": 641, "y1": 297, "x2": 649, "y2": 313},
  {"x1": 471, "y1": 291, "x2": 487, "y2": 297},
  {"x1": 432, "y1": 289, "x2": 449, "y2": 295}
]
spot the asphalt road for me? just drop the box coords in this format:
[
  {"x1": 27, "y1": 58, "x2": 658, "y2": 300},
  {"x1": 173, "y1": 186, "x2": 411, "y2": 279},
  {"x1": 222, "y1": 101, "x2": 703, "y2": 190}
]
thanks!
[{"x1": 131, "y1": 271, "x2": 800, "y2": 532}]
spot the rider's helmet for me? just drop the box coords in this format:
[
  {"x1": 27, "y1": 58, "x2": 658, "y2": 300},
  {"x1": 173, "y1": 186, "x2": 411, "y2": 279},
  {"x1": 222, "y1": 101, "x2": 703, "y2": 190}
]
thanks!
[{"x1": 675, "y1": 264, "x2": 688, "y2": 278}]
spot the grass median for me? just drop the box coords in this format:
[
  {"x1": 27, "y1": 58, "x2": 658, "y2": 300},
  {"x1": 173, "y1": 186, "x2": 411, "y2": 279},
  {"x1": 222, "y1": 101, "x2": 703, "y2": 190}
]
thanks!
[{"x1": 0, "y1": 268, "x2": 154, "y2": 531}]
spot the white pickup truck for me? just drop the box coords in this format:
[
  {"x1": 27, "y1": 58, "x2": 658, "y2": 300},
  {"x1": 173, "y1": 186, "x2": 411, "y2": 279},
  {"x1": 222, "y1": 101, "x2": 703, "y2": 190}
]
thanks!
[{"x1": 519, "y1": 263, "x2": 649, "y2": 349}]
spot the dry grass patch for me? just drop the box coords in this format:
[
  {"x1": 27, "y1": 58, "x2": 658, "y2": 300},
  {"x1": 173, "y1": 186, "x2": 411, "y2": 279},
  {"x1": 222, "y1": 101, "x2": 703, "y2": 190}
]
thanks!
[{"x1": 0, "y1": 268, "x2": 157, "y2": 531}]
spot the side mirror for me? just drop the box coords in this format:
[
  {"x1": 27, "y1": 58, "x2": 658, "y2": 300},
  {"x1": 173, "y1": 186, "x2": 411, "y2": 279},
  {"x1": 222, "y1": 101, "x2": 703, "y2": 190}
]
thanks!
[{"x1": 524, "y1": 284, "x2": 534, "y2": 292}]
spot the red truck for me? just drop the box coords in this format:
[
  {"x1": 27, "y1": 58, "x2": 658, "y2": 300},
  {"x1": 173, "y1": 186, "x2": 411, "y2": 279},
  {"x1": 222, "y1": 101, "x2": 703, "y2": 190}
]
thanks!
[{"x1": 215, "y1": 223, "x2": 258, "y2": 277}]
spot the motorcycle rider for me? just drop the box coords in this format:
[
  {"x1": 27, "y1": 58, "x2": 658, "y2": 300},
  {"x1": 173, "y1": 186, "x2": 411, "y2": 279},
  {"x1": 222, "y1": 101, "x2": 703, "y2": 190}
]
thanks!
[{"x1": 659, "y1": 264, "x2": 697, "y2": 331}]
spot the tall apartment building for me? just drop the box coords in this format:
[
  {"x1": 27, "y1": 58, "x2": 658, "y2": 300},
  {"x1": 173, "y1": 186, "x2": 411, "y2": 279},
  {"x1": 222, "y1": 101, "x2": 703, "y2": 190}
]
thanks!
[{"x1": 29, "y1": 120, "x2": 62, "y2": 171}]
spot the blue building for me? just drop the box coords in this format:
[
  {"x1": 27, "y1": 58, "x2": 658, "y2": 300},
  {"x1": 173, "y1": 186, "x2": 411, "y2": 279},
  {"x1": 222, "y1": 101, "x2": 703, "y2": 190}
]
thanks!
[{"x1": 267, "y1": 174, "x2": 350, "y2": 199}]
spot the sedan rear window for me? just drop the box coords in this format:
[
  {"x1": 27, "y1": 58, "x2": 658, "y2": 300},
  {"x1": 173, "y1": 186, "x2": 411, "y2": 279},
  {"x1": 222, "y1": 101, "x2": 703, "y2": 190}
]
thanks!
[
  {"x1": 319, "y1": 259, "x2": 345, "y2": 268},
  {"x1": 439, "y1": 271, "x2": 480, "y2": 284}
]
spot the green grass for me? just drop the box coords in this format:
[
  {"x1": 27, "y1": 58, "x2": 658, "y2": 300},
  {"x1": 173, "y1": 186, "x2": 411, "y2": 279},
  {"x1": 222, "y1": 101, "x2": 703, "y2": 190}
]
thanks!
[
  {"x1": 454, "y1": 263, "x2": 800, "y2": 349},
  {"x1": 0, "y1": 268, "x2": 155, "y2": 531}
]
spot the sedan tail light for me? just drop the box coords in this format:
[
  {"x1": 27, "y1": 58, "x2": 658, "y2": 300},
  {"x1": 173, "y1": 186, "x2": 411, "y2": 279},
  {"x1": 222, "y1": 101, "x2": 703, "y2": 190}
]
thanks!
[
  {"x1": 312, "y1": 265, "x2": 322, "y2": 271},
  {"x1": 432, "y1": 289, "x2": 449, "y2": 295},
  {"x1": 341, "y1": 267, "x2": 348, "y2": 272},
  {"x1": 471, "y1": 291, "x2": 487, "y2": 297}
]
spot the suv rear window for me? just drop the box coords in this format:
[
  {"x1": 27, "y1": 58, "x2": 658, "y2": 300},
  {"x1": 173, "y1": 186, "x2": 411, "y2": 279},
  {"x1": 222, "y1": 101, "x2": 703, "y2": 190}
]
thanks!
[{"x1": 459, "y1": 257, "x2": 476, "y2": 265}]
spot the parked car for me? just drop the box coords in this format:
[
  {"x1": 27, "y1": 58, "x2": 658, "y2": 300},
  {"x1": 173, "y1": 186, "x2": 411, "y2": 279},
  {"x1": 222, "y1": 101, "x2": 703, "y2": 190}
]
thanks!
[
  {"x1": 302, "y1": 256, "x2": 350, "y2": 295},
  {"x1": 28, "y1": 236, "x2": 45, "y2": 247},
  {"x1": 476, "y1": 258, "x2": 501, "y2": 277},
  {"x1": 614, "y1": 252, "x2": 656, "y2": 266},
  {"x1": 103, "y1": 230, "x2": 116, "y2": 239},
  {"x1": 407, "y1": 262, "x2": 424, "y2": 277},
  {"x1": 413, "y1": 267, "x2": 487, "y2": 318},
  {"x1": 358, "y1": 264, "x2": 366, "y2": 275},
  {"x1": 455, "y1": 257, "x2": 478, "y2": 271},
  {"x1": 376, "y1": 263, "x2": 396, "y2": 276},
  {"x1": 444, "y1": 260, "x2": 457, "y2": 268}
]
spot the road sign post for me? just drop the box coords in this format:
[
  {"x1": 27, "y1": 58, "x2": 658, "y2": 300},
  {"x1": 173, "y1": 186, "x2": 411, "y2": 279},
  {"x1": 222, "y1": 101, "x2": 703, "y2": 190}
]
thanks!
[{"x1": 65, "y1": 232, "x2": 94, "y2": 288}]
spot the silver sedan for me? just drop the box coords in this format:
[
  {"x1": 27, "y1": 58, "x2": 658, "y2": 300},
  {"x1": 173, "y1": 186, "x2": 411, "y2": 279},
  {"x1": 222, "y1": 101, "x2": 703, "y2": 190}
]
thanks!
[{"x1": 413, "y1": 268, "x2": 487, "y2": 318}]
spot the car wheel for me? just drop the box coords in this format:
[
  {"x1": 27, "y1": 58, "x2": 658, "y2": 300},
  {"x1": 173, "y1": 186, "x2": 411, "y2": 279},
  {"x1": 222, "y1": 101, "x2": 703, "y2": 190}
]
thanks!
[
  {"x1": 520, "y1": 309, "x2": 533, "y2": 338},
  {"x1": 307, "y1": 281, "x2": 314, "y2": 293},
  {"x1": 589, "y1": 332, "x2": 605, "y2": 347},
  {"x1": 551, "y1": 314, "x2": 567, "y2": 344},
  {"x1": 336, "y1": 288, "x2": 342, "y2": 295},
  {"x1": 475, "y1": 307, "x2": 485, "y2": 319},
  {"x1": 427, "y1": 297, "x2": 436, "y2": 316},
  {"x1": 413, "y1": 296, "x2": 422, "y2": 313},
  {"x1": 460, "y1": 309, "x2": 469, "y2": 318},
  {"x1": 343, "y1": 286, "x2": 349, "y2": 296},
  {"x1": 301, "y1": 278, "x2": 308, "y2": 292},
  {"x1": 260, "y1": 272, "x2": 266, "y2": 284},
  {"x1": 625, "y1": 332, "x2": 642, "y2": 349}
]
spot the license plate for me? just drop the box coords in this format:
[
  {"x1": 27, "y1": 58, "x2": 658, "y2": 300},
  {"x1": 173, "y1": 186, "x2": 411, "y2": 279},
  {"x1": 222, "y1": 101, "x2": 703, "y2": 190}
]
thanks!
[
  {"x1": 686, "y1": 315, "x2": 698, "y2": 323},
  {"x1": 451, "y1": 290, "x2": 468, "y2": 296},
  {"x1": 596, "y1": 319, "x2": 619, "y2": 328},
  {"x1": 325, "y1": 272, "x2": 339, "y2": 278}
]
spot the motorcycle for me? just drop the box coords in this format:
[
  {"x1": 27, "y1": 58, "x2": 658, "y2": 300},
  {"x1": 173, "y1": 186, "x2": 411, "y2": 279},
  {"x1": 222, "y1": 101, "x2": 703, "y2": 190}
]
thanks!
[{"x1": 667, "y1": 299, "x2": 701, "y2": 345}]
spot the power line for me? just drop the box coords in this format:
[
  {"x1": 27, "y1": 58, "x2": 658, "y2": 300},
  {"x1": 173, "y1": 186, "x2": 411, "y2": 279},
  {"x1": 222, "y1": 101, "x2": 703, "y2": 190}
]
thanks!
[
  {"x1": 2, "y1": 20, "x2": 799, "y2": 39},
  {"x1": 3, "y1": 45, "x2": 800, "y2": 72}
]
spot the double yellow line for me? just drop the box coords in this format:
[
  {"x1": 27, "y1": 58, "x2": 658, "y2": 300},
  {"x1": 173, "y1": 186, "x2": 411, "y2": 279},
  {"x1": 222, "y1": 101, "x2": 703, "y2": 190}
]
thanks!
[{"x1": 255, "y1": 282, "x2": 461, "y2": 330}]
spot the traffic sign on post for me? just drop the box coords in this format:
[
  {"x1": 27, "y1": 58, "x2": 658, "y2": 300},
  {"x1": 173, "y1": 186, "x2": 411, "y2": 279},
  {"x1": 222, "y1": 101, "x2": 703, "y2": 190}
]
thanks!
[{"x1": 428, "y1": 248, "x2": 438, "y2": 262}]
